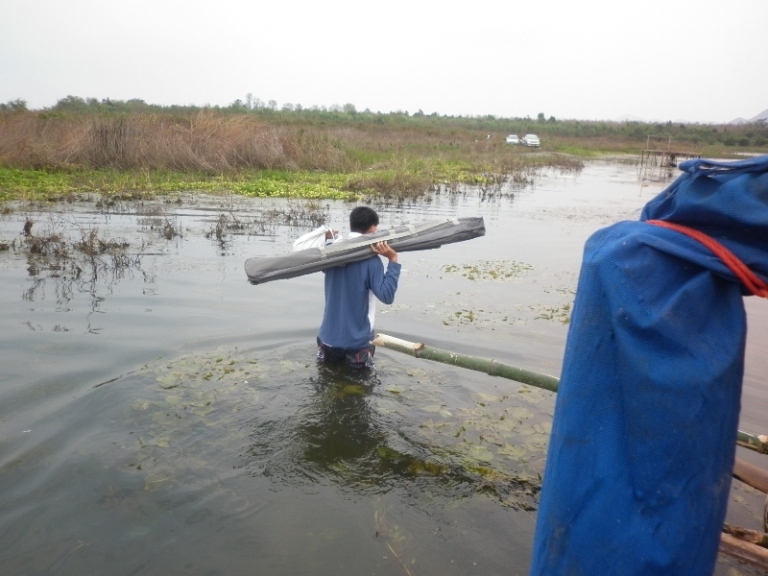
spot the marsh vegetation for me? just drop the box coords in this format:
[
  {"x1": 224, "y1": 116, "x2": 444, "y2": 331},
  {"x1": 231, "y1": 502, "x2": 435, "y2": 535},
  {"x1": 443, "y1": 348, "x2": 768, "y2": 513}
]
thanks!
[
  {"x1": 8, "y1": 95, "x2": 765, "y2": 204},
  {"x1": 0, "y1": 108, "x2": 588, "y2": 202}
]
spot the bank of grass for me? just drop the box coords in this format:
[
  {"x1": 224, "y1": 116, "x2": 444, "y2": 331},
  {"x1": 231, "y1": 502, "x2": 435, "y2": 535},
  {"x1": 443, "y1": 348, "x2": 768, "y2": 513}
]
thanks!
[
  {"x1": 4, "y1": 107, "x2": 760, "y2": 203},
  {"x1": 0, "y1": 110, "x2": 587, "y2": 203},
  {"x1": 0, "y1": 162, "x2": 541, "y2": 203},
  {"x1": 0, "y1": 156, "x2": 585, "y2": 203}
]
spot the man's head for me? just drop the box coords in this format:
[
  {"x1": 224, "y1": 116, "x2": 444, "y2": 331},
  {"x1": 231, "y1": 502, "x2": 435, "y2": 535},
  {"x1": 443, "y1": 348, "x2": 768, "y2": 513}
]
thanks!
[{"x1": 349, "y1": 206, "x2": 379, "y2": 234}]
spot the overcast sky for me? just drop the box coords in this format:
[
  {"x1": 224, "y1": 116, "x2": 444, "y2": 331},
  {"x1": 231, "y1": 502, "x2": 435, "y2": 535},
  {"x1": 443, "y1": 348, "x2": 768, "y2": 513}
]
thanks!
[{"x1": 2, "y1": 0, "x2": 767, "y2": 124}]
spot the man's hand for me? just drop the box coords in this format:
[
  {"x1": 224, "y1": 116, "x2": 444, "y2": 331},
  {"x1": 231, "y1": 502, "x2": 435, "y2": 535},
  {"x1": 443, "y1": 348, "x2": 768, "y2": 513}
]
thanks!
[{"x1": 371, "y1": 241, "x2": 398, "y2": 263}]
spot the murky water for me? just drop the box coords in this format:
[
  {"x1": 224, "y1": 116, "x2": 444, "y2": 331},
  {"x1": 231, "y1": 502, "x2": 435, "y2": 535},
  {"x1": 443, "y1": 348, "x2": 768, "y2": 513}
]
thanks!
[{"x1": 1, "y1": 160, "x2": 766, "y2": 575}]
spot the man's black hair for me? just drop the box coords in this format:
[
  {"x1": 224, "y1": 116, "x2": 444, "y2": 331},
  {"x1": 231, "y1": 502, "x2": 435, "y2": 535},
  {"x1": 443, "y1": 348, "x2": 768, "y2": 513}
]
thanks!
[{"x1": 349, "y1": 206, "x2": 379, "y2": 233}]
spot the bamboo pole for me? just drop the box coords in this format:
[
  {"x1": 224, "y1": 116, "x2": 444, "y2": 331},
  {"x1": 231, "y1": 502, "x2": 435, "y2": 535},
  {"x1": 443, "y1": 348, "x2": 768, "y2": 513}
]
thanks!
[
  {"x1": 371, "y1": 333, "x2": 559, "y2": 393},
  {"x1": 738, "y1": 430, "x2": 768, "y2": 455},
  {"x1": 372, "y1": 333, "x2": 768, "y2": 455}
]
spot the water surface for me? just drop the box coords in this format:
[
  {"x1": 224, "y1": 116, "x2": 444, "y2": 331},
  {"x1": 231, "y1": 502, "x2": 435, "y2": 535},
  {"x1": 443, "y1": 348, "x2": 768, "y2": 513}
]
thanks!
[{"x1": 1, "y1": 160, "x2": 766, "y2": 575}]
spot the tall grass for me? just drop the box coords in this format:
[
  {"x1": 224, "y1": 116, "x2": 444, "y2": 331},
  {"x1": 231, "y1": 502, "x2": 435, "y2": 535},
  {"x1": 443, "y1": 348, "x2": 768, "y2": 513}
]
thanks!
[
  {"x1": 0, "y1": 112, "x2": 351, "y2": 173},
  {"x1": 0, "y1": 110, "x2": 597, "y2": 175}
]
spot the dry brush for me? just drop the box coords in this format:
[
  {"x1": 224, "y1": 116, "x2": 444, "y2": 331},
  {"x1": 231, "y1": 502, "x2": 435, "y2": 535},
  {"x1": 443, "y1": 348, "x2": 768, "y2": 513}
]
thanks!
[{"x1": 0, "y1": 112, "x2": 352, "y2": 173}]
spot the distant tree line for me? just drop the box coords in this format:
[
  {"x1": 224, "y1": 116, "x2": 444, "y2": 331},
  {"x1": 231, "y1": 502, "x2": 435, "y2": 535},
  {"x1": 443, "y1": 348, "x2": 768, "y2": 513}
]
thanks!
[{"x1": 2, "y1": 95, "x2": 768, "y2": 149}]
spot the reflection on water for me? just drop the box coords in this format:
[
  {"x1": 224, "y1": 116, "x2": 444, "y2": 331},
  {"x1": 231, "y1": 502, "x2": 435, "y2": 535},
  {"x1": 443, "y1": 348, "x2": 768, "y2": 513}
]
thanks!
[
  {"x1": 1, "y1": 161, "x2": 765, "y2": 575},
  {"x1": 294, "y1": 365, "x2": 387, "y2": 483},
  {"x1": 237, "y1": 356, "x2": 547, "y2": 511}
]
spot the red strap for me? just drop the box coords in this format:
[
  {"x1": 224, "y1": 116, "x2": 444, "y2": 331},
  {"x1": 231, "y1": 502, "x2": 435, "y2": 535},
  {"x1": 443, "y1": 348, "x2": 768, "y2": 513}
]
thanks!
[{"x1": 646, "y1": 219, "x2": 768, "y2": 298}]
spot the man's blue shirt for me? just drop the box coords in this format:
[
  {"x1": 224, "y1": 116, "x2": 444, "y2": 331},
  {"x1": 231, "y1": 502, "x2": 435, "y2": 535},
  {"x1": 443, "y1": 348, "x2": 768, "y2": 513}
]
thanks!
[{"x1": 318, "y1": 256, "x2": 401, "y2": 350}]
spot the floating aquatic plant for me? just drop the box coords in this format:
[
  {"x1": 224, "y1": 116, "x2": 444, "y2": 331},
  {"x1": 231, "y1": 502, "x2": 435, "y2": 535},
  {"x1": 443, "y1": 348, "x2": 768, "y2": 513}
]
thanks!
[
  {"x1": 111, "y1": 345, "x2": 554, "y2": 511},
  {"x1": 441, "y1": 259, "x2": 533, "y2": 281},
  {"x1": 533, "y1": 302, "x2": 572, "y2": 324}
]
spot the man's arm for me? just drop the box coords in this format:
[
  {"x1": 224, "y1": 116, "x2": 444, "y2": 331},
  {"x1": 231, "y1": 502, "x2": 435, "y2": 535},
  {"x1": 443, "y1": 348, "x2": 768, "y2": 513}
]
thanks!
[{"x1": 369, "y1": 241, "x2": 400, "y2": 304}]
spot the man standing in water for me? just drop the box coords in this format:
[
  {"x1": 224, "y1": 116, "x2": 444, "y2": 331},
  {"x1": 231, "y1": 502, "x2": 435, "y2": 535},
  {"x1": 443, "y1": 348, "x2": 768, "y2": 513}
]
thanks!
[{"x1": 317, "y1": 206, "x2": 400, "y2": 369}]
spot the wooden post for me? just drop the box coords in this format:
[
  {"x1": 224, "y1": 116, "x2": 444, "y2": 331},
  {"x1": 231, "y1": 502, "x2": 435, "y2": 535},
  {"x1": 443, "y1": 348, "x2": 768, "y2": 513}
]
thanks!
[
  {"x1": 720, "y1": 532, "x2": 768, "y2": 570},
  {"x1": 723, "y1": 524, "x2": 768, "y2": 549},
  {"x1": 733, "y1": 457, "x2": 768, "y2": 494}
]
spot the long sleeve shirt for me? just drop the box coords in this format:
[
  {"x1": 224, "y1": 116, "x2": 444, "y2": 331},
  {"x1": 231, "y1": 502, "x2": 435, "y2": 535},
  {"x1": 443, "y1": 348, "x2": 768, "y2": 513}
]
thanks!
[{"x1": 318, "y1": 256, "x2": 401, "y2": 350}]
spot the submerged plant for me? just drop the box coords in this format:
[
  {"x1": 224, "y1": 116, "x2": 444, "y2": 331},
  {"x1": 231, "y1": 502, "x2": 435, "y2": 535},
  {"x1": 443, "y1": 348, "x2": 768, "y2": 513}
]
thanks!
[
  {"x1": 14, "y1": 216, "x2": 148, "y2": 310},
  {"x1": 161, "y1": 217, "x2": 182, "y2": 240},
  {"x1": 264, "y1": 204, "x2": 329, "y2": 228}
]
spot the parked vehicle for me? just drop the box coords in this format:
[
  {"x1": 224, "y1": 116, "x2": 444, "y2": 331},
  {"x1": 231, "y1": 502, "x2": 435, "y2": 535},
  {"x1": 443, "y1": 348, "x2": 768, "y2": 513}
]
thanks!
[
  {"x1": 522, "y1": 134, "x2": 541, "y2": 147},
  {"x1": 505, "y1": 134, "x2": 520, "y2": 145}
]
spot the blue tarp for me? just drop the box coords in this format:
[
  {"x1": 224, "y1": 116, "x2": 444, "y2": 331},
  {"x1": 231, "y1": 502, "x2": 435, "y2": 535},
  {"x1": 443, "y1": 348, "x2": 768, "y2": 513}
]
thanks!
[{"x1": 530, "y1": 155, "x2": 768, "y2": 575}]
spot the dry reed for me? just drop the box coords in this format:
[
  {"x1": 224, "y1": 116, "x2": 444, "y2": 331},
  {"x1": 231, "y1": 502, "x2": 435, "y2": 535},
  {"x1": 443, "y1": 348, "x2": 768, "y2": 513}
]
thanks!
[{"x1": 0, "y1": 112, "x2": 352, "y2": 173}]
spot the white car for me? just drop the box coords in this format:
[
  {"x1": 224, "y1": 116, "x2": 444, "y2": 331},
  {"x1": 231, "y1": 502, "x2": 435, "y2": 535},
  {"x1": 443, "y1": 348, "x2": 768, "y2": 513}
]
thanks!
[
  {"x1": 505, "y1": 134, "x2": 520, "y2": 145},
  {"x1": 522, "y1": 134, "x2": 541, "y2": 147}
]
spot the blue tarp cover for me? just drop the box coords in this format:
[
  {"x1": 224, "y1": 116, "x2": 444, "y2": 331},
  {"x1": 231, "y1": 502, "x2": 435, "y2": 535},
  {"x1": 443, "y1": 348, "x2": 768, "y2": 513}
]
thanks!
[{"x1": 530, "y1": 155, "x2": 768, "y2": 575}]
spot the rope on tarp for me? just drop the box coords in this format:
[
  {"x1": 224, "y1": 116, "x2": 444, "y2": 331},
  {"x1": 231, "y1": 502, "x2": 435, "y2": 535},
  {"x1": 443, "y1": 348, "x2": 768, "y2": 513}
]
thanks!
[{"x1": 647, "y1": 219, "x2": 768, "y2": 298}]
